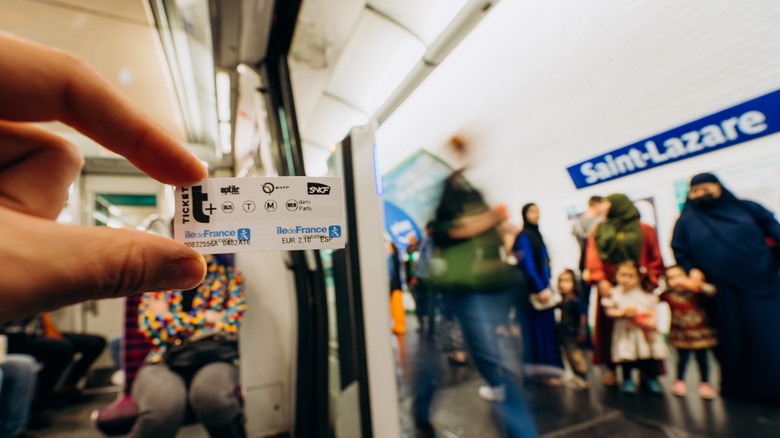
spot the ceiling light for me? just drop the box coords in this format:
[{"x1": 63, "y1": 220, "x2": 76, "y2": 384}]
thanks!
[{"x1": 216, "y1": 71, "x2": 231, "y2": 122}]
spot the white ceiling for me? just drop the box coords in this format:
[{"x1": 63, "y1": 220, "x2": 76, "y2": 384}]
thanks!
[
  {"x1": 288, "y1": 0, "x2": 485, "y2": 175},
  {"x1": 0, "y1": 0, "x2": 187, "y2": 157}
]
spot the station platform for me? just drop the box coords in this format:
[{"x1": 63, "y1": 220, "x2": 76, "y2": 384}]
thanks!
[{"x1": 394, "y1": 320, "x2": 780, "y2": 438}]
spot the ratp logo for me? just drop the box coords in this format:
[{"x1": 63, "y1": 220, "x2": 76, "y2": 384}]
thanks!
[{"x1": 328, "y1": 225, "x2": 342, "y2": 238}]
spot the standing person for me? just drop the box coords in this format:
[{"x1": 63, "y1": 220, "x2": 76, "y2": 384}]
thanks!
[
  {"x1": 514, "y1": 203, "x2": 564, "y2": 385},
  {"x1": 131, "y1": 255, "x2": 247, "y2": 438},
  {"x1": 413, "y1": 136, "x2": 537, "y2": 438},
  {"x1": 584, "y1": 194, "x2": 664, "y2": 387},
  {"x1": 419, "y1": 224, "x2": 468, "y2": 365},
  {"x1": 602, "y1": 261, "x2": 667, "y2": 394},
  {"x1": 414, "y1": 223, "x2": 436, "y2": 337},
  {"x1": 556, "y1": 270, "x2": 589, "y2": 389},
  {"x1": 671, "y1": 172, "x2": 780, "y2": 402},
  {"x1": 571, "y1": 196, "x2": 607, "y2": 318},
  {"x1": 660, "y1": 265, "x2": 718, "y2": 399},
  {"x1": 404, "y1": 235, "x2": 426, "y2": 332},
  {"x1": 387, "y1": 242, "x2": 406, "y2": 335}
]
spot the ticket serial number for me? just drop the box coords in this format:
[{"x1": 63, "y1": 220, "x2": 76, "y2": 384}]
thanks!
[{"x1": 184, "y1": 239, "x2": 251, "y2": 248}]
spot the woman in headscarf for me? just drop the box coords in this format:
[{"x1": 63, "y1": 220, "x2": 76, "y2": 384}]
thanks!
[
  {"x1": 585, "y1": 194, "x2": 664, "y2": 387},
  {"x1": 672, "y1": 173, "x2": 780, "y2": 402},
  {"x1": 514, "y1": 203, "x2": 565, "y2": 385}
]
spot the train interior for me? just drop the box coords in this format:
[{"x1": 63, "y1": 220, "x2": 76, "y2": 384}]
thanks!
[{"x1": 2, "y1": 0, "x2": 780, "y2": 437}]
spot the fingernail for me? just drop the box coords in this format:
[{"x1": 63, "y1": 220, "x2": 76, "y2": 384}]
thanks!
[{"x1": 162, "y1": 256, "x2": 206, "y2": 289}]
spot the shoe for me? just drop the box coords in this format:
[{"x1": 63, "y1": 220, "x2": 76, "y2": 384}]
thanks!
[
  {"x1": 602, "y1": 370, "x2": 617, "y2": 386},
  {"x1": 621, "y1": 380, "x2": 637, "y2": 394},
  {"x1": 672, "y1": 380, "x2": 687, "y2": 397},
  {"x1": 478, "y1": 385, "x2": 506, "y2": 402},
  {"x1": 644, "y1": 379, "x2": 663, "y2": 395},
  {"x1": 414, "y1": 421, "x2": 436, "y2": 438},
  {"x1": 698, "y1": 382, "x2": 716, "y2": 400}
]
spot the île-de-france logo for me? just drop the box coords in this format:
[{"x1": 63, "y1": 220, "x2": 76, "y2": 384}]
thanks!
[{"x1": 181, "y1": 185, "x2": 214, "y2": 224}]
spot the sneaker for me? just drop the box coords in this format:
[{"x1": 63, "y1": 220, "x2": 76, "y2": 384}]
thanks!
[
  {"x1": 478, "y1": 385, "x2": 506, "y2": 402},
  {"x1": 621, "y1": 380, "x2": 637, "y2": 394},
  {"x1": 672, "y1": 380, "x2": 687, "y2": 397},
  {"x1": 698, "y1": 382, "x2": 716, "y2": 400},
  {"x1": 603, "y1": 370, "x2": 617, "y2": 386},
  {"x1": 644, "y1": 379, "x2": 663, "y2": 395}
]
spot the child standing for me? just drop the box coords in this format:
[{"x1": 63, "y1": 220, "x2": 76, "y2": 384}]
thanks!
[
  {"x1": 660, "y1": 265, "x2": 717, "y2": 399},
  {"x1": 557, "y1": 269, "x2": 589, "y2": 389},
  {"x1": 603, "y1": 261, "x2": 667, "y2": 394}
]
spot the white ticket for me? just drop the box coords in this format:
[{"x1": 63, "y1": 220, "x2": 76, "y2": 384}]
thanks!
[{"x1": 173, "y1": 177, "x2": 345, "y2": 254}]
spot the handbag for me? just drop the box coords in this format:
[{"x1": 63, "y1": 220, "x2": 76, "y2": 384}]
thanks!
[
  {"x1": 428, "y1": 232, "x2": 523, "y2": 292},
  {"x1": 528, "y1": 288, "x2": 562, "y2": 311},
  {"x1": 164, "y1": 332, "x2": 238, "y2": 371}
]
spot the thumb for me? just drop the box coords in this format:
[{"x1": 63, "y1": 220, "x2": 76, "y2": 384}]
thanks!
[{"x1": 0, "y1": 210, "x2": 206, "y2": 322}]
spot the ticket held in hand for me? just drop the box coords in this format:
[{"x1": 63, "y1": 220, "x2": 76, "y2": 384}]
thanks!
[{"x1": 174, "y1": 177, "x2": 346, "y2": 254}]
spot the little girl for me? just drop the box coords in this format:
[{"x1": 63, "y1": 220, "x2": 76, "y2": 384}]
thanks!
[
  {"x1": 660, "y1": 265, "x2": 717, "y2": 399},
  {"x1": 556, "y1": 269, "x2": 589, "y2": 389},
  {"x1": 602, "y1": 260, "x2": 667, "y2": 394}
]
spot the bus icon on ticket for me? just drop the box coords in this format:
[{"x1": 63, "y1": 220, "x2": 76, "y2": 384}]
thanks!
[{"x1": 328, "y1": 226, "x2": 341, "y2": 238}]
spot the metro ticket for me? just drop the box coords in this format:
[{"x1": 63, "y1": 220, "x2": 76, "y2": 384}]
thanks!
[{"x1": 173, "y1": 177, "x2": 346, "y2": 254}]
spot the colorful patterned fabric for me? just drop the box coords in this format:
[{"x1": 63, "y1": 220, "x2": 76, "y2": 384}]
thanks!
[
  {"x1": 138, "y1": 257, "x2": 247, "y2": 364},
  {"x1": 123, "y1": 293, "x2": 148, "y2": 394},
  {"x1": 660, "y1": 290, "x2": 718, "y2": 350}
]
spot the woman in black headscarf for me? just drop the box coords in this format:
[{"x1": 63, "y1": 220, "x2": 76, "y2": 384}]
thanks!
[
  {"x1": 672, "y1": 173, "x2": 780, "y2": 402},
  {"x1": 514, "y1": 203, "x2": 565, "y2": 384}
]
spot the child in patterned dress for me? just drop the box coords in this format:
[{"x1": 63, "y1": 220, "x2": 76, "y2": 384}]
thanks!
[
  {"x1": 603, "y1": 260, "x2": 667, "y2": 394},
  {"x1": 660, "y1": 265, "x2": 718, "y2": 399}
]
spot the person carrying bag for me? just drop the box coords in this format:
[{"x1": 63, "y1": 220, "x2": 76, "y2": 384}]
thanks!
[{"x1": 131, "y1": 255, "x2": 247, "y2": 438}]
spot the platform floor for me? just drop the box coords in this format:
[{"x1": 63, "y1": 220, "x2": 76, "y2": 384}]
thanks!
[
  {"x1": 34, "y1": 320, "x2": 780, "y2": 437},
  {"x1": 394, "y1": 319, "x2": 780, "y2": 438}
]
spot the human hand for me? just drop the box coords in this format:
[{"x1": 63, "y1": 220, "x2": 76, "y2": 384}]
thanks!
[
  {"x1": 623, "y1": 306, "x2": 637, "y2": 318},
  {"x1": 0, "y1": 34, "x2": 207, "y2": 323},
  {"x1": 688, "y1": 268, "x2": 706, "y2": 292},
  {"x1": 536, "y1": 289, "x2": 552, "y2": 304},
  {"x1": 686, "y1": 278, "x2": 704, "y2": 292},
  {"x1": 204, "y1": 310, "x2": 223, "y2": 327},
  {"x1": 597, "y1": 280, "x2": 613, "y2": 298},
  {"x1": 493, "y1": 204, "x2": 509, "y2": 222},
  {"x1": 148, "y1": 299, "x2": 170, "y2": 317}
]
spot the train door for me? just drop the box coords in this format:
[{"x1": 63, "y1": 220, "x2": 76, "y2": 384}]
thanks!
[
  {"x1": 71, "y1": 175, "x2": 167, "y2": 369},
  {"x1": 322, "y1": 124, "x2": 401, "y2": 438}
]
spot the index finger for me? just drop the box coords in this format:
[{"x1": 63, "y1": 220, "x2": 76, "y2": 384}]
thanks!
[{"x1": 0, "y1": 33, "x2": 207, "y2": 185}]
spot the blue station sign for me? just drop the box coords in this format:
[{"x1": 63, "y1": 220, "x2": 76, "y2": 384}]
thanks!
[{"x1": 567, "y1": 89, "x2": 780, "y2": 189}]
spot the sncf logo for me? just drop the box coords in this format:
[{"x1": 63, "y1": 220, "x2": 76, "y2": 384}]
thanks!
[{"x1": 307, "y1": 182, "x2": 331, "y2": 195}]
